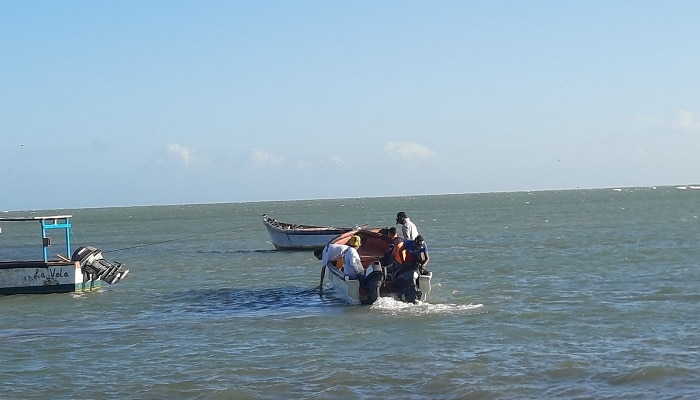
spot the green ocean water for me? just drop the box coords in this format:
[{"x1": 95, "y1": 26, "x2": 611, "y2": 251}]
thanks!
[{"x1": 1, "y1": 186, "x2": 699, "y2": 399}]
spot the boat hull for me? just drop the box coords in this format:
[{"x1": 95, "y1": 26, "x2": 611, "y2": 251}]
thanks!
[
  {"x1": 324, "y1": 264, "x2": 432, "y2": 305},
  {"x1": 325, "y1": 264, "x2": 362, "y2": 305},
  {"x1": 264, "y1": 226, "x2": 348, "y2": 250},
  {"x1": 0, "y1": 261, "x2": 102, "y2": 295}
]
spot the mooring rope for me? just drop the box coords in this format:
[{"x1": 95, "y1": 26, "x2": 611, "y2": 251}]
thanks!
[{"x1": 105, "y1": 227, "x2": 234, "y2": 253}]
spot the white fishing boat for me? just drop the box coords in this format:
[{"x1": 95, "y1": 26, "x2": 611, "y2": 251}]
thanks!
[
  {"x1": 320, "y1": 228, "x2": 432, "y2": 305},
  {"x1": 262, "y1": 214, "x2": 360, "y2": 250},
  {"x1": 0, "y1": 215, "x2": 129, "y2": 295}
]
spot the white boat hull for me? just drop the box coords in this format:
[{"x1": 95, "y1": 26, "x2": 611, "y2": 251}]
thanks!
[
  {"x1": 0, "y1": 261, "x2": 101, "y2": 295},
  {"x1": 324, "y1": 264, "x2": 432, "y2": 305},
  {"x1": 265, "y1": 228, "x2": 345, "y2": 250},
  {"x1": 325, "y1": 265, "x2": 362, "y2": 305}
]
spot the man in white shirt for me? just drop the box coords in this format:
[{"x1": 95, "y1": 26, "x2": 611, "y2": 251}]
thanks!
[
  {"x1": 342, "y1": 235, "x2": 365, "y2": 280},
  {"x1": 396, "y1": 211, "x2": 419, "y2": 240}
]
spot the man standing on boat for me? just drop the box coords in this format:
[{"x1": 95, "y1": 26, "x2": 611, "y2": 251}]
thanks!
[{"x1": 396, "y1": 211, "x2": 419, "y2": 240}]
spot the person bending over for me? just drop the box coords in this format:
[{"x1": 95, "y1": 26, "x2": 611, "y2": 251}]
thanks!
[{"x1": 314, "y1": 243, "x2": 349, "y2": 268}]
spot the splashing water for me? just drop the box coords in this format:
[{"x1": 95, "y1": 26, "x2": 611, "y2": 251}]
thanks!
[{"x1": 370, "y1": 296, "x2": 483, "y2": 315}]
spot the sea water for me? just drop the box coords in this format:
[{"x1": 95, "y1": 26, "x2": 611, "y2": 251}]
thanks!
[{"x1": 1, "y1": 187, "x2": 699, "y2": 399}]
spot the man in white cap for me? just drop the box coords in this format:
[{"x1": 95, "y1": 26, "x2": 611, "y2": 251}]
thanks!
[{"x1": 396, "y1": 211, "x2": 419, "y2": 240}]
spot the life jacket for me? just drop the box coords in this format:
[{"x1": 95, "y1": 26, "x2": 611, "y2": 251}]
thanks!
[
  {"x1": 392, "y1": 238, "x2": 407, "y2": 264},
  {"x1": 336, "y1": 248, "x2": 348, "y2": 270}
]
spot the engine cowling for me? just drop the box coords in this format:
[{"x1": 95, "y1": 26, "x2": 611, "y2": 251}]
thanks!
[{"x1": 71, "y1": 246, "x2": 129, "y2": 284}]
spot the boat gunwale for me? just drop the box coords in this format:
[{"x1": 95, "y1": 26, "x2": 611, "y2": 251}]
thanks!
[
  {"x1": 0, "y1": 260, "x2": 79, "y2": 269},
  {"x1": 262, "y1": 216, "x2": 354, "y2": 234}
]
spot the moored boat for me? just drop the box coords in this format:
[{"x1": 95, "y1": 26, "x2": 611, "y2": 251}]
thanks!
[
  {"x1": 0, "y1": 215, "x2": 129, "y2": 295},
  {"x1": 321, "y1": 228, "x2": 432, "y2": 305},
  {"x1": 262, "y1": 214, "x2": 360, "y2": 250}
]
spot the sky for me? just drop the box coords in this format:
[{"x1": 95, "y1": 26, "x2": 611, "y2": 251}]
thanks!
[{"x1": 2, "y1": 1, "x2": 699, "y2": 211}]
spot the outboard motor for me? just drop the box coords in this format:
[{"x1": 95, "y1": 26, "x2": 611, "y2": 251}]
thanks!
[
  {"x1": 362, "y1": 262, "x2": 385, "y2": 305},
  {"x1": 72, "y1": 246, "x2": 130, "y2": 284}
]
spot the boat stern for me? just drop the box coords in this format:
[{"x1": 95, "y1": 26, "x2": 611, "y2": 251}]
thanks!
[{"x1": 324, "y1": 265, "x2": 361, "y2": 305}]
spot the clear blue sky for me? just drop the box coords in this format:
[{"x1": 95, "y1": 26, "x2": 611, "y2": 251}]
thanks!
[{"x1": 2, "y1": 1, "x2": 699, "y2": 211}]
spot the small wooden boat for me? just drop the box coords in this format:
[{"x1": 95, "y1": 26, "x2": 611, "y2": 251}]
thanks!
[
  {"x1": 0, "y1": 215, "x2": 129, "y2": 295},
  {"x1": 262, "y1": 214, "x2": 360, "y2": 250},
  {"x1": 320, "y1": 228, "x2": 432, "y2": 305}
]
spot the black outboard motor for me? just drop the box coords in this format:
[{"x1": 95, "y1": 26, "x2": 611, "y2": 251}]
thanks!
[
  {"x1": 361, "y1": 262, "x2": 385, "y2": 305},
  {"x1": 71, "y1": 246, "x2": 130, "y2": 284}
]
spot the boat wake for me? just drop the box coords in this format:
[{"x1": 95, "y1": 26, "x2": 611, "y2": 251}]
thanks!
[
  {"x1": 196, "y1": 249, "x2": 281, "y2": 255},
  {"x1": 369, "y1": 296, "x2": 484, "y2": 315}
]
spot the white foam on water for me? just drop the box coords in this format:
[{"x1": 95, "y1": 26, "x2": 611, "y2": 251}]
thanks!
[{"x1": 369, "y1": 296, "x2": 484, "y2": 315}]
